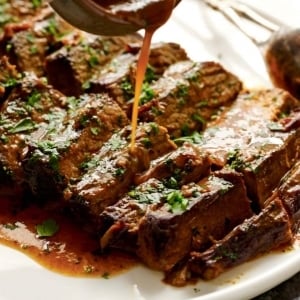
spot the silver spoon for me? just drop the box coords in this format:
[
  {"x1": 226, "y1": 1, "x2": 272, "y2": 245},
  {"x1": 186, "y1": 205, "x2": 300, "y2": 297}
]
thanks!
[
  {"x1": 49, "y1": 0, "x2": 180, "y2": 36},
  {"x1": 204, "y1": 0, "x2": 300, "y2": 100}
]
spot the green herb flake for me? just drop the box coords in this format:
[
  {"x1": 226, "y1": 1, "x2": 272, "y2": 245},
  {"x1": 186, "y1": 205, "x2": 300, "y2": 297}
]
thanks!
[
  {"x1": 44, "y1": 18, "x2": 59, "y2": 37},
  {"x1": 114, "y1": 167, "x2": 125, "y2": 177},
  {"x1": 90, "y1": 127, "x2": 100, "y2": 135},
  {"x1": 120, "y1": 79, "x2": 134, "y2": 101},
  {"x1": 141, "y1": 137, "x2": 152, "y2": 148},
  {"x1": 227, "y1": 148, "x2": 250, "y2": 170},
  {"x1": 166, "y1": 190, "x2": 188, "y2": 213},
  {"x1": 139, "y1": 82, "x2": 155, "y2": 105},
  {"x1": 88, "y1": 55, "x2": 99, "y2": 68},
  {"x1": 8, "y1": 118, "x2": 36, "y2": 134},
  {"x1": 174, "y1": 131, "x2": 203, "y2": 145},
  {"x1": 36, "y1": 219, "x2": 59, "y2": 238},
  {"x1": 192, "y1": 113, "x2": 206, "y2": 126},
  {"x1": 3, "y1": 222, "x2": 18, "y2": 230},
  {"x1": 144, "y1": 65, "x2": 157, "y2": 83},
  {"x1": 31, "y1": 0, "x2": 42, "y2": 8},
  {"x1": 27, "y1": 90, "x2": 41, "y2": 107},
  {"x1": 0, "y1": 134, "x2": 8, "y2": 143}
]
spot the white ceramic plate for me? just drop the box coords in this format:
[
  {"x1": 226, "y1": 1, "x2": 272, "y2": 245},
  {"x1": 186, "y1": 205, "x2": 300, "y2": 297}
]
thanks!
[{"x1": 1, "y1": 1, "x2": 300, "y2": 299}]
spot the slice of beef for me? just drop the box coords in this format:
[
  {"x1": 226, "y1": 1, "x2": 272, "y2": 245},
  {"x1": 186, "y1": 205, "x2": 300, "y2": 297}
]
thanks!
[
  {"x1": 188, "y1": 198, "x2": 293, "y2": 281},
  {"x1": 87, "y1": 42, "x2": 188, "y2": 113},
  {"x1": 0, "y1": 13, "x2": 74, "y2": 77},
  {"x1": 135, "y1": 142, "x2": 211, "y2": 186},
  {"x1": 199, "y1": 88, "x2": 300, "y2": 208},
  {"x1": 0, "y1": 71, "x2": 68, "y2": 187},
  {"x1": 0, "y1": 0, "x2": 50, "y2": 33},
  {"x1": 138, "y1": 60, "x2": 242, "y2": 138},
  {"x1": 274, "y1": 161, "x2": 300, "y2": 233},
  {"x1": 136, "y1": 170, "x2": 252, "y2": 272},
  {"x1": 67, "y1": 123, "x2": 176, "y2": 225},
  {"x1": 99, "y1": 142, "x2": 211, "y2": 251},
  {"x1": 45, "y1": 34, "x2": 142, "y2": 96},
  {"x1": 23, "y1": 93, "x2": 129, "y2": 200}
]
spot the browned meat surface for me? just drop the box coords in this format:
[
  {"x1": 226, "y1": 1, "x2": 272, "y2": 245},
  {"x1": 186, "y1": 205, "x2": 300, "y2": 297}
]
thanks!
[
  {"x1": 188, "y1": 198, "x2": 293, "y2": 281},
  {"x1": 23, "y1": 93, "x2": 129, "y2": 200},
  {"x1": 135, "y1": 142, "x2": 211, "y2": 186},
  {"x1": 0, "y1": 13, "x2": 74, "y2": 76},
  {"x1": 274, "y1": 161, "x2": 300, "y2": 233},
  {"x1": 67, "y1": 123, "x2": 176, "y2": 221},
  {"x1": 199, "y1": 89, "x2": 300, "y2": 208},
  {"x1": 45, "y1": 34, "x2": 142, "y2": 96},
  {"x1": 99, "y1": 142, "x2": 211, "y2": 251},
  {"x1": 88, "y1": 42, "x2": 188, "y2": 112},
  {"x1": 0, "y1": 70, "x2": 67, "y2": 186},
  {"x1": 138, "y1": 60, "x2": 242, "y2": 138},
  {"x1": 136, "y1": 170, "x2": 252, "y2": 271}
]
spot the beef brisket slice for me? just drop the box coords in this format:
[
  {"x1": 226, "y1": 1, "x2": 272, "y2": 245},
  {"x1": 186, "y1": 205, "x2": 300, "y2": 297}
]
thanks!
[
  {"x1": 67, "y1": 123, "x2": 176, "y2": 220},
  {"x1": 189, "y1": 198, "x2": 293, "y2": 280},
  {"x1": 136, "y1": 170, "x2": 252, "y2": 271},
  {"x1": 138, "y1": 60, "x2": 242, "y2": 138},
  {"x1": 0, "y1": 71, "x2": 67, "y2": 185},
  {"x1": 276, "y1": 161, "x2": 300, "y2": 233},
  {"x1": 200, "y1": 88, "x2": 300, "y2": 207},
  {"x1": 0, "y1": 13, "x2": 73, "y2": 77},
  {"x1": 23, "y1": 93, "x2": 128, "y2": 200},
  {"x1": 0, "y1": 0, "x2": 50, "y2": 33},
  {"x1": 87, "y1": 42, "x2": 188, "y2": 113},
  {"x1": 45, "y1": 34, "x2": 142, "y2": 96},
  {"x1": 99, "y1": 143, "x2": 211, "y2": 252}
]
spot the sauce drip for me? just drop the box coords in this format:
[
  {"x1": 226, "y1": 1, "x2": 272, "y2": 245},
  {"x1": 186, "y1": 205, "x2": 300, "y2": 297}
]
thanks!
[
  {"x1": 128, "y1": 0, "x2": 177, "y2": 149},
  {"x1": 130, "y1": 28, "x2": 154, "y2": 149}
]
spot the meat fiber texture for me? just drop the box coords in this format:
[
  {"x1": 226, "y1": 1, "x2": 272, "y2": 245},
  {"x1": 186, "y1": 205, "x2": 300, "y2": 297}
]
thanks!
[{"x1": 0, "y1": 0, "x2": 299, "y2": 287}]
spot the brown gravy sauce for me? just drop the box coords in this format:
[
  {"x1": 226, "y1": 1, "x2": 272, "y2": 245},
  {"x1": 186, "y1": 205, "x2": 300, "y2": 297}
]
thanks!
[
  {"x1": 0, "y1": 0, "x2": 177, "y2": 279},
  {"x1": 0, "y1": 195, "x2": 137, "y2": 278}
]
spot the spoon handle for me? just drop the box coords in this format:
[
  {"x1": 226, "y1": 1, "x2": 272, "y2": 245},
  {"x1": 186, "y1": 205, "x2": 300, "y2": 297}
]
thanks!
[{"x1": 203, "y1": 0, "x2": 281, "y2": 45}]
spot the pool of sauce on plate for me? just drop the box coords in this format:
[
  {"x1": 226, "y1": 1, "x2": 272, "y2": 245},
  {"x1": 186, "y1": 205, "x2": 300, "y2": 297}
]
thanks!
[
  {"x1": 0, "y1": 0, "x2": 177, "y2": 279},
  {"x1": 0, "y1": 195, "x2": 137, "y2": 278}
]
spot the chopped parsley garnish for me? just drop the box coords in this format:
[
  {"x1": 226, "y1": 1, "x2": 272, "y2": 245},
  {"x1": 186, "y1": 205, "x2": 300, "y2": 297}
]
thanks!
[
  {"x1": 227, "y1": 148, "x2": 250, "y2": 170},
  {"x1": 8, "y1": 118, "x2": 36, "y2": 134},
  {"x1": 192, "y1": 113, "x2": 206, "y2": 126},
  {"x1": 120, "y1": 79, "x2": 134, "y2": 101},
  {"x1": 31, "y1": 0, "x2": 42, "y2": 8},
  {"x1": 166, "y1": 190, "x2": 188, "y2": 213},
  {"x1": 141, "y1": 137, "x2": 152, "y2": 148},
  {"x1": 27, "y1": 90, "x2": 41, "y2": 107},
  {"x1": 3, "y1": 222, "x2": 18, "y2": 230},
  {"x1": 114, "y1": 167, "x2": 126, "y2": 177},
  {"x1": 139, "y1": 82, "x2": 155, "y2": 105},
  {"x1": 36, "y1": 219, "x2": 59, "y2": 238},
  {"x1": 90, "y1": 127, "x2": 100, "y2": 135},
  {"x1": 144, "y1": 65, "x2": 157, "y2": 83},
  {"x1": 174, "y1": 131, "x2": 203, "y2": 145}
]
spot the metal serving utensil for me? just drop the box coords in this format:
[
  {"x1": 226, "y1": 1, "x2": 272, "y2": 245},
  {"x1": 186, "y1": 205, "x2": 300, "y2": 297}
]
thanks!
[
  {"x1": 49, "y1": 0, "x2": 180, "y2": 36},
  {"x1": 203, "y1": 0, "x2": 300, "y2": 99}
]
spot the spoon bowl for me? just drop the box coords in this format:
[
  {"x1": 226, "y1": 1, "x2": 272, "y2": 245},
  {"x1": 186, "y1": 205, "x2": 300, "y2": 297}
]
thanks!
[
  {"x1": 50, "y1": 0, "x2": 180, "y2": 36},
  {"x1": 50, "y1": 0, "x2": 143, "y2": 36}
]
